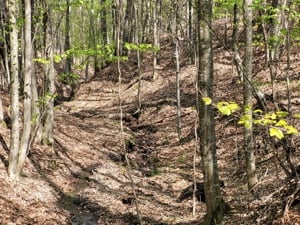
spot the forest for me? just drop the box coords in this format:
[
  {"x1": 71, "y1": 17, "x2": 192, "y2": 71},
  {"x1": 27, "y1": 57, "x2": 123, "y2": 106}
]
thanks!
[{"x1": 0, "y1": 0, "x2": 299, "y2": 224}]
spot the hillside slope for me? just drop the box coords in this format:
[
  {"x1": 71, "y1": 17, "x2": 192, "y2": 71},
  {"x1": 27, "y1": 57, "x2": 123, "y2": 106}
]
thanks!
[{"x1": 0, "y1": 36, "x2": 299, "y2": 224}]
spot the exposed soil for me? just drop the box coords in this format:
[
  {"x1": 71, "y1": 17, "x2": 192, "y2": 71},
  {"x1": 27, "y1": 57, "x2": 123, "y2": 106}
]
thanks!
[{"x1": 0, "y1": 31, "x2": 300, "y2": 224}]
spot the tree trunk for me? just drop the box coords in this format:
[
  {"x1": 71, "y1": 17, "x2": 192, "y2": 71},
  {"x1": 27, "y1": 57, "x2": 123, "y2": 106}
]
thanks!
[
  {"x1": 196, "y1": 0, "x2": 227, "y2": 223},
  {"x1": 42, "y1": 9, "x2": 55, "y2": 146},
  {"x1": 123, "y1": 0, "x2": 134, "y2": 44},
  {"x1": 135, "y1": 0, "x2": 142, "y2": 111},
  {"x1": 268, "y1": 0, "x2": 287, "y2": 108},
  {"x1": 8, "y1": 0, "x2": 20, "y2": 180},
  {"x1": 0, "y1": 97, "x2": 3, "y2": 122},
  {"x1": 243, "y1": 0, "x2": 258, "y2": 189},
  {"x1": 175, "y1": 1, "x2": 181, "y2": 140},
  {"x1": 186, "y1": 0, "x2": 193, "y2": 63},
  {"x1": 16, "y1": 0, "x2": 33, "y2": 175},
  {"x1": 65, "y1": 0, "x2": 72, "y2": 74},
  {"x1": 0, "y1": 1, "x2": 10, "y2": 86},
  {"x1": 152, "y1": 0, "x2": 159, "y2": 80},
  {"x1": 100, "y1": 0, "x2": 108, "y2": 70},
  {"x1": 175, "y1": 38, "x2": 181, "y2": 140}
]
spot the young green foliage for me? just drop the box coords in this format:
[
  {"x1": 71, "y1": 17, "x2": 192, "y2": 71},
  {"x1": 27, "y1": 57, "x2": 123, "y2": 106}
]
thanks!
[
  {"x1": 124, "y1": 42, "x2": 160, "y2": 53},
  {"x1": 201, "y1": 97, "x2": 298, "y2": 140}
]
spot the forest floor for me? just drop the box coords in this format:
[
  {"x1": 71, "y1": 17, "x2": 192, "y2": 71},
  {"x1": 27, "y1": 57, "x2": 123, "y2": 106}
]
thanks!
[{"x1": 0, "y1": 31, "x2": 300, "y2": 224}]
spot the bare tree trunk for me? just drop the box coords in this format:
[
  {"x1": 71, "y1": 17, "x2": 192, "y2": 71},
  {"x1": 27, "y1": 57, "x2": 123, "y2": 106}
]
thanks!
[
  {"x1": 175, "y1": 38, "x2": 181, "y2": 140},
  {"x1": 65, "y1": 0, "x2": 72, "y2": 74},
  {"x1": 42, "y1": 11, "x2": 55, "y2": 146},
  {"x1": 232, "y1": 2, "x2": 239, "y2": 48},
  {"x1": 16, "y1": 0, "x2": 33, "y2": 175},
  {"x1": 123, "y1": 0, "x2": 134, "y2": 44},
  {"x1": 243, "y1": 0, "x2": 258, "y2": 189},
  {"x1": 141, "y1": 0, "x2": 151, "y2": 43},
  {"x1": 186, "y1": 0, "x2": 193, "y2": 63},
  {"x1": 0, "y1": 97, "x2": 3, "y2": 122},
  {"x1": 260, "y1": 0, "x2": 270, "y2": 66},
  {"x1": 152, "y1": 0, "x2": 159, "y2": 80},
  {"x1": 100, "y1": 0, "x2": 108, "y2": 69},
  {"x1": 268, "y1": 0, "x2": 287, "y2": 108},
  {"x1": 8, "y1": 0, "x2": 20, "y2": 180},
  {"x1": 284, "y1": 7, "x2": 291, "y2": 114},
  {"x1": 175, "y1": 1, "x2": 181, "y2": 140},
  {"x1": 135, "y1": 0, "x2": 142, "y2": 111},
  {"x1": 0, "y1": 1, "x2": 10, "y2": 86},
  {"x1": 116, "y1": 1, "x2": 142, "y2": 224},
  {"x1": 232, "y1": 2, "x2": 243, "y2": 81},
  {"x1": 196, "y1": 0, "x2": 227, "y2": 223}
]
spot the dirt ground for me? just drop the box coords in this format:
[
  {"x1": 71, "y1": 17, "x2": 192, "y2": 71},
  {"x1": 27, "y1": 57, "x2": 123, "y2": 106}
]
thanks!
[{"x1": 0, "y1": 32, "x2": 299, "y2": 224}]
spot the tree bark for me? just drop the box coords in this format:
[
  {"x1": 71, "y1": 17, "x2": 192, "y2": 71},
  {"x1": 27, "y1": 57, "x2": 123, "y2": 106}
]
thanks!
[
  {"x1": 64, "y1": 0, "x2": 72, "y2": 74},
  {"x1": 123, "y1": 0, "x2": 134, "y2": 44},
  {"x1": 42, "y1": 8, "x2": 55, "y2": 146},
  {"x1": 152, "y1": 0, "x2": 159, "y2": 80},
  {"x1": 16, "y1": 0, "x2": 33, "y2": 175},
  {"x1": 196, "y1": 0, "x2": 227, "y2": 223},
  {"x1": 8, "y1": 0, "x2": 20, "y2": 180},
  {"x1": 268, "y1": 0, "x2": 287, "y2": 108},
  {"x1": 135, "y1": 0, "x2": 142, "y2": 111},
  {"x1": 243, "y1": 0, "x2": 258, "y2": 189},
  {"x1": 175, "y1": 37, "x2": 181, "y2": 140}
]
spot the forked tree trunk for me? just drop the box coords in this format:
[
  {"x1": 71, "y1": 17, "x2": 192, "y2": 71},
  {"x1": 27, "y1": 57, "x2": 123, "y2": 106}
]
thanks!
[{"x1": 16, "y1": 0, "x2": 33, "y2": 175}]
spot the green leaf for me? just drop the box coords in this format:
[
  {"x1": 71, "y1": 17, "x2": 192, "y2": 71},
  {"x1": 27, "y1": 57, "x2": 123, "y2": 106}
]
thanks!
[
  {"x1": 264, "y1": 112, "x2": 277, "y2": 120},
  {"x1": 271, "y1": 113, "x2": 277, "y2": 120},
  {"x1": 253, "y1": 119, "x2": 263, "y2": 125},
  {"x1": 284, "y1": 126, "x2": 298, "y2": 135},
  {"x1": 202, "y1": 97, "x2": 212, "y2": 105},
  {"x1": 217, "y1": 102, "x2": 231, "y2": 116},
  {"x1": 275, "y1": 119, "x2": 288, "y2": 127},
  {"x1": 54, "y1": 54, "x2": 66, "y2": 63},
  {"x1": 269, "y1": 127, "x2": 284, "y2": 139},
  {"x1": 262, "y1": 118, "x2": 276, "y2": 125},
  {"x1": 33, "y1": 58, "x2": 50, "y2": 64},
  {"x1": 244, "y1": 104, "x2": 252, "y2": 113},
  {"x1": 254, "y1": 109, "x2": 263, "y2": 114},
  {"x1": 228, "y1": 102, "x2": 240, "y2": 113},
  {"x1": 276, "y1": 111, "x2": 289, "y2": 118},
  {"x1": 238, "y1": 115, "x2": 252, "y2": 129},
  {"x1": 293, "y1": 113, "x2": 300, "y2": 119}
]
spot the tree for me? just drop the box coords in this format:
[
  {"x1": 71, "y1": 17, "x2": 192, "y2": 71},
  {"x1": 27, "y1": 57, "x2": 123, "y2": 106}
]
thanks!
[
  {"x1": 8, "y1": 0, "x2": 33, "y2": 180},
  {"x1": 0, "y1": 0, "x2": 10, "y2": 88},
  {"x1": 196, "y1": 0, "x2": 228, "y2": 223},
  {"x1": 243, "y1": 0, "x2": 258, "y2": 189},
  {"x1": 17, "y1": 0, "x2": 33, "y2": 176},
  {"x1": 64, "y1": 0, "x2": 72, "y2": 74},
  {"x1": 42, "y1": 3, "x2": 56, "y2": 146},
  {"x1": 7, "y1": 0, "x2": 20, "y2": 180},
  {"x1": 268, "y1": 0, "x2": 287, "y2": 108},
  {"x1": 152, "y1": 0, "x2": 160, "y2": 80},
  {"x1": 175, "y1": 1, "x2": 181, "y2": 140},
  {"x1": 123, "y1": 0, "x2": 135, "y2": 44}
]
